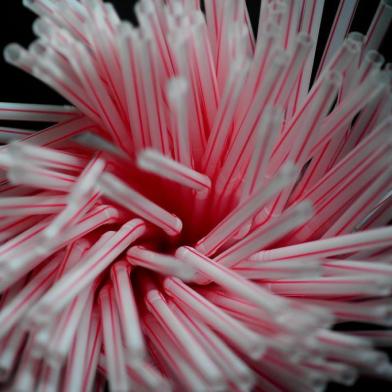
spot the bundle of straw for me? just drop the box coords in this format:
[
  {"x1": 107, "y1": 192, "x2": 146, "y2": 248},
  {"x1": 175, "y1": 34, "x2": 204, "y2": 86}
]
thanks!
[{"x1": 0, "y1": 0, "x2": 391, "y2": 390}]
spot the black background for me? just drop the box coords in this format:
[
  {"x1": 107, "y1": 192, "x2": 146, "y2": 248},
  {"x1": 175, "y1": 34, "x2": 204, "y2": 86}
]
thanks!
[{"x1": 0, "y1": 1, "x2": 391, "y2": 391}]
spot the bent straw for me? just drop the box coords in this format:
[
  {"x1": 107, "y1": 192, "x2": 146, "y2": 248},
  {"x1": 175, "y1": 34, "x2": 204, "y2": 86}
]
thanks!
[
  {"x1": 195, "y1": 163, "x2": 297, "y2": 256},
  {"x1": 137, "y1": 149, "x2": 211, "y2": 193},
  {"x1": 214, "y1": 201, "x2": 313, "y2": 268},
  {"x1": 30, "y1": 220, "x2": 146, "y2": 321},
  {"x1": 248, "y1": 225, "x2": 392, "y2": 263},
  {"x1": 99, "y1": 284, "x2": 129, "y2": 392},
  {"x1": 163, "y1": 277, "x2": 266, "y2": 359},
  {"x1": 175, "y1": 246, "x2": 287, "y2": 312},
  {"x1": 126, "y1": 246, "x2": 195, "y2": 281},
  {"x1": 0, "y1": 102, "x2": 79, "y2": 123},
  {"x1": 169, "y1": 301, "x2": 256, "y2": 390},
  {"x1": 98, "y1": 172, "x2": 182, "y2": 236},
  {"x1": 110, "y1": 261, "x2": 146, "y2": 361},
  {"x1": 144, "y1": 287, "x2": 224, "y2": 387}
]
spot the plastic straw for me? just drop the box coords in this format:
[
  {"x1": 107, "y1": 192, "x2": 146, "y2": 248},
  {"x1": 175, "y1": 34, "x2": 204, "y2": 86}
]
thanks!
[
  {"x1": 110, "y1": 261, "x2": 146, "y2": 361},
  {"x1": 127, "y1": 246, "x2": 195, "y2": 281},
  {"x1": 163, "y1": 277, "x2": 266, "y2": 359},
  {"x1": 29, "y1": 220, "x2": 146, "y2": 322},
  {"x1": 176, "y1": 246, "x2": 288, "y2": 313},
  {"x1": 144, "y1": 286, "x2": 224, "y2": 387},
  {"x1": 99, "y1": 284, "x2": 129, "y2": 391},
  {"x1": 363, "y1": 0, "x2": 392, "y2": 52},
  {"x1": 137, "y1": 149, "x2": 211, "y2": 193},
  {"x1": 98, "y1": 172, "x2": 182, "y2": 236},
  {"x1": 196, "y1": 163, "x2": 297, "y2": 256},
  {"x1": 0, "y1": 102, "x2": 79, "y2": 123}
]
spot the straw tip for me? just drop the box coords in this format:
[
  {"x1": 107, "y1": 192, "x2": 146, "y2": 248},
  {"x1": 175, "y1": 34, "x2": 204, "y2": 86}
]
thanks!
[{"x1": 3, "y1": 43, "x2": 22, "y2": 64}]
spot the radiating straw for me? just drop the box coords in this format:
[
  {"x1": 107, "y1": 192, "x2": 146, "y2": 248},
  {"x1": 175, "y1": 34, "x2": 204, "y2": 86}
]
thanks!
[
  {"x1": 98, "y1": 172, "x2": 182, "y2": 236},
  {"x1": 248, "y1": 225, "x2": 392, "y2": 263},
  {"x1": 0, "y1": 102, "x2": 79, "y2": 122},
  {"x1": 144, "y1": 286, "x2": 224, "y2": 387},
  {"x1": 137, "y1": 149, "x2": 211, "y2": 193},
  {"x1": 99, "y1": 284, "x2": 129, "y2": 392},
  {"x1": 196, "y1": 163, "x2": 297, "y2": 256},
  {"x1": 127, "y1": 246, "x2": 195, "y2": 281},
  {"x1": 163, "y1": 277, "x2": 266, "y2": 359},
  {"x1": 176, "y1": 246, "x2": 288, "y2": 313},
  {"x1": 110, "y1": 261, "x2": 146, "y2": 361}
]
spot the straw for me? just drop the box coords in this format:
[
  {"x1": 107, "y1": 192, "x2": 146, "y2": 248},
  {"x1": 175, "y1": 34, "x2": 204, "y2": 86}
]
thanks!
[
  {"x1": 29, "y1": 220, "x2": 146, "y2": 322},
  {"x1": 239, "y1": 107, "x2": 285, "y2": 201},
  {"x1": 169, "y1": 300, "x2": 256, "y2": 390},
  {"x1": 363, "y1": 0, "x2": 392, "y2": 52},
  {"x1": 195, "y1": 163, "x2": 297, "y2": 256},
  {"x1": 0, "y1": 127, "x2": 34, "y2": 143},
  {"x1": 144, "y1": 286, "x2": 224, "y2": 387},
  {"x1": 248, "y1": 226, "x2": 392, "y2": 263},
  {"x1": 137, "y1": 149, "x2": 211, "y2": 193},
  {"x1": 127, "y1": 246, "x2": 195, "y2": 281},
  {"x1": 233, "y1": 258, "x2": 322, "y2": 280},
  {"x1": 303, "y1": 297, "x2": 392, "y2": 326},
  {"x1": 163, "y1": 277, "x2": 266, "y2": 359},
  {"x1": 167, "y1": 77, "x2": 192, "y2": 167},
  {"x1": 99, "y1": 284, "x2": 129, "y2": 392},
  {"x1": 0, "y1": 102, "x2": 79, "y2": 123},
  {"x1": 201, "y1": 57, "x2": 250, "y2": 178},
  {"x1": 316, "y1": 0, "x2": 359, "y2": 78},
  {"x1": 7, "y1": 142, "x2": 86, "y2": 172},
  {"x1": 98, "y1": 172, "x2": 182, "y2": 236},
  {"x1": 81, "y1": 307, "x2": 102, "y2": 392},
  {"x1": 0, "y1": 260, "x2": 58, "y2": 340},
  {"x1": 176, "y1": 246, "x2": 288, "y2": 313},
  {"x1": 0, "y1": 327, "x2": 26, "y2": 382},
  {"x1": 214, "y1": 201, "x2": 313, "y2": 268},
  {"x1": 43, "y1": 155, "x2": 105, "y2": 238},
  {"x1": 143, "y1": 314, "x2": 210, "y2": 390},
  {"x1": 266, "y1": 275, "x2": 391, "y2": 298},
  {"x1": 0, "y1": 194, "x2": 66, "y2": 216},
  {"x1": 110, "y1": 261, "x2": 146, "y2": 361}
]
